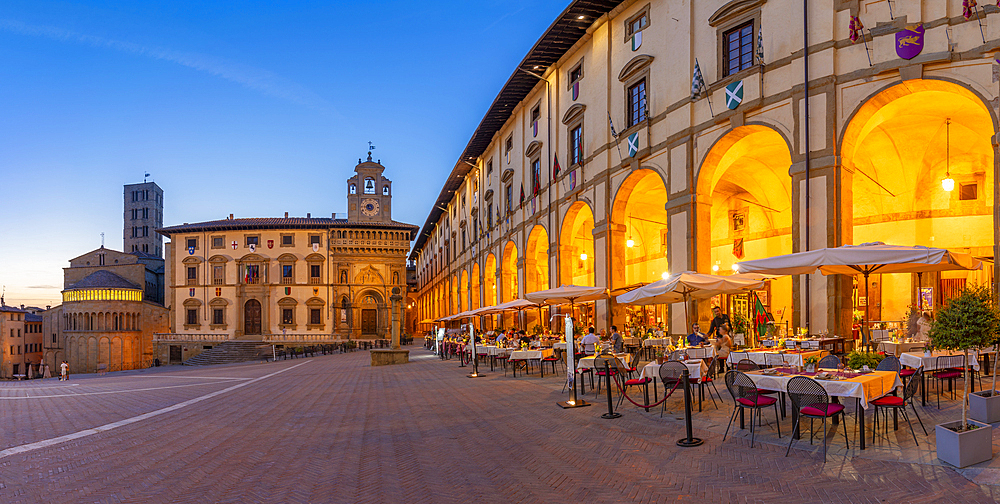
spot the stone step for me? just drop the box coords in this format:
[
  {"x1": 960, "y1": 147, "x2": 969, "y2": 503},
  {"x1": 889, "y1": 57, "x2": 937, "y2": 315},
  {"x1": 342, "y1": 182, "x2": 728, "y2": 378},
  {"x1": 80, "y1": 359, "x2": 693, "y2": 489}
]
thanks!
[{"x1": 183, "y1": 341, "x2": 270, "y2": 366}]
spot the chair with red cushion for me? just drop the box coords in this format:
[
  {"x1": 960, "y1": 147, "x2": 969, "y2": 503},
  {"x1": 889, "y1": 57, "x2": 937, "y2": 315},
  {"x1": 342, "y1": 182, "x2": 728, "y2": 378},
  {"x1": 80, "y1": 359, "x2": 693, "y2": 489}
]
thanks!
[
  {"x1": 593, "y1": 353, "x2": 623, "y2": 397},
  {"x1": 619, "y1": 375, "x2": 653, "y2": 412},
  {"x1": 736, "y1": 358, "x2": 776, "y2": 398},
  {"x1": 542, "y1": 354, "x2": 562, "y2": 375},
  {"x1": 696, "y1": 357, "x2": 722, "y2": 410},
  {"x1": 723, "y1": 371, "x2": 781, "y2": 448},
  {"x1": 658, "y1": 361, "x2": 689, "y2": 417},
  {"x1": 872, "y1": 368, "x2": 927, "y2": 445},
  {"x1": 785, "y1": 376, "x2": 849, "y2": 462},
  {"x1": 932, "y1": 355, "x2": 966, "y2": 409}
]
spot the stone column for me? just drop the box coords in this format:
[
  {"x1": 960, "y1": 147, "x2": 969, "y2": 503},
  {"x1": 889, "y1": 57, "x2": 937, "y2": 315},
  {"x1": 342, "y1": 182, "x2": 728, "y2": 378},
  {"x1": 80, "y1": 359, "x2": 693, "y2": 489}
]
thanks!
[{"x1": 390, "y1": 287, "x2": 402, "y2": 349}]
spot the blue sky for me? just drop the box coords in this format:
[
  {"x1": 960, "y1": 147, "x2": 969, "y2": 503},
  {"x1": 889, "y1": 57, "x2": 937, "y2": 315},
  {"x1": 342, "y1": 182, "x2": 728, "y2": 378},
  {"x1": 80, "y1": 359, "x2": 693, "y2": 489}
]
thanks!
[{"x1": 0, "y1": 0, "x2": 569, "y2": 307}]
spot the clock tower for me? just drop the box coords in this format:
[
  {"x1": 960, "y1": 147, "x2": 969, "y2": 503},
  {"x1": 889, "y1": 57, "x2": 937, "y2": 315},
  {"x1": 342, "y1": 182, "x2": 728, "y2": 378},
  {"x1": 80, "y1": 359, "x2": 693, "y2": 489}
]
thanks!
[{"x1": 347, "y1": 151, "x2": 392, "y2": 223}]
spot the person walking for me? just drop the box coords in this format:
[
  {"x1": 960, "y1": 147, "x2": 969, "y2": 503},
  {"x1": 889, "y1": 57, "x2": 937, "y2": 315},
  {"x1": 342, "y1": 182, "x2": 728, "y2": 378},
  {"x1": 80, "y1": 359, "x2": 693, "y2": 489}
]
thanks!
[
  {"x1": 60, "y1": 361, "x2": 69, "y2": 381},
  {"x1": 43, "y1": 363, "x2": 51, "y2": 379}
]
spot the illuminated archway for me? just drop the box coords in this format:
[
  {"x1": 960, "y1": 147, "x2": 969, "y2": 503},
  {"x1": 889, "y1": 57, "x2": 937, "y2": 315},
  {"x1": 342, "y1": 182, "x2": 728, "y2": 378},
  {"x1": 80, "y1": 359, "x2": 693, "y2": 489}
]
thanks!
[
  {"x1": 471, "y1": 263, "x2": 481, "y2": 311},
  {"x1": 484, "y1": 253, "x2": 497, "y2": 307},
  {"x1": 451, "y1": 274, "x2": 459, "y2": 315},
  {"x1": 697, "y1": 124, "x2": 794, "y2": 324},
  {"x1": 459, "y1": 269, "x2": 469, "y2": 313},
  {"x1": 843, "y1": 79, "x2": 996, "y2": 320},
  {"x1": 525, "y1": 225, "x2": 550, "y2": 293},
  {"x1": 560, "y1": 201, "x2": 596, "y2": 286},
  {"x1": 611, "y1": 169, "x2": 669, "y2": 289},
  {"x1": 501, "y1": 241, "x2": 519, "y2": 328}
]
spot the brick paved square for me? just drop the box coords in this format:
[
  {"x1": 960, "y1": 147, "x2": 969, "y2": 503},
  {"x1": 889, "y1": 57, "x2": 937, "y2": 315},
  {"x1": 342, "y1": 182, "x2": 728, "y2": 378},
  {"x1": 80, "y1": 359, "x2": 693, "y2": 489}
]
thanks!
[{"x1": 0, "y1": 349, "x2": 997, "y2": 503}]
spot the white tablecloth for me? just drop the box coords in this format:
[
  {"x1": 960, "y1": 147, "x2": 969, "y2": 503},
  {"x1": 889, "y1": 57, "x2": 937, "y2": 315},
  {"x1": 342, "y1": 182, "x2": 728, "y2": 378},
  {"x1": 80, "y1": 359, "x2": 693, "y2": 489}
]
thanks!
[
  {"x1": 900, "y1": 351, "x2": 980, "y2": 371},
  {"x1": 746, "y1": 370, "x2": 900, "y2": 409},
  {"x1": 639, "y1": 361, "x2": 702, "y2": 381},
  {"x1": 643, "y1": 338, "x2": 670, "y2": 347},
  {"x1": 877, "y1": 341, "x2": 926, "y2": 357},
  {"x1": 576, "y1": 353, "x2": 631, "y2": 370},
  {"x1": 727, "y1": 350, "x2": 827, "y2": 367},
  {"x1": 508, "y1": 349, "x2": 554, "y2": 361},
  {"x1": 677, "y1": 346, "x2": 715, "y2": 359}
]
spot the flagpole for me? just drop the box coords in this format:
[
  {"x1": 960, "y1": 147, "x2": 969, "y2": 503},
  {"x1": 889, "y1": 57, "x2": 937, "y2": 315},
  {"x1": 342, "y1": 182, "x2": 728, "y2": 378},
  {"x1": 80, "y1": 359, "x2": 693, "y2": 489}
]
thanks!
[
  {"x1": 608, "y1": 112, "x2": 624, "y2": 163},
  {"x1": 975, "y1": 7, "x2": 986, "y2": 44}
]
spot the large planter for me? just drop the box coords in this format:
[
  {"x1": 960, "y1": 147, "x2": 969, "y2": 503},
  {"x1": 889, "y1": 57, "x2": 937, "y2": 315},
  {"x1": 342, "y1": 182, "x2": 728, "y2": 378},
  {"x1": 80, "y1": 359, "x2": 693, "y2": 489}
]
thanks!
[
  {"x1": 936, "y1": 419, "x2": 993, "y2": 468},
  {"x1": 969, "y1": 391, "x2": 1000, "y2": 424}
]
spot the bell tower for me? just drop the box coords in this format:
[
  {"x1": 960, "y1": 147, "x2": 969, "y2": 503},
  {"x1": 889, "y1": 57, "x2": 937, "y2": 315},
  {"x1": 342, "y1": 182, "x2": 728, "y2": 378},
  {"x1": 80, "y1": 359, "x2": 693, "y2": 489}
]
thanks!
[{"x1": 347, "y1": 150, "x2": 392, "y2": 223}]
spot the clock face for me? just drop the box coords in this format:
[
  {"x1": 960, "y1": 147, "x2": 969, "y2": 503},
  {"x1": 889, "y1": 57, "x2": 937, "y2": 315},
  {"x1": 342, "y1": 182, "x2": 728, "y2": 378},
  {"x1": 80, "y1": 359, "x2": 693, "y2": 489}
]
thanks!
[{"x1": 361, "y1": 198, "x2": 380, "y2": 217}]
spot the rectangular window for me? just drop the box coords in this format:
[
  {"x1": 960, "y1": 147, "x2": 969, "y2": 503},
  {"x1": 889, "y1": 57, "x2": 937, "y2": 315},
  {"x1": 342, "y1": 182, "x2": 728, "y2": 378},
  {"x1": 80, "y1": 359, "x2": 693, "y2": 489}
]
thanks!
[
  {"x1": 143, "y1": 208, "x2": 149, "y2": 219},
  {"x1": 187, "y1": 266, "x2": 197, "y2": 285},
  {"x1": 505, "y1": 184, "x2": 513, "y2": 214},
  {"x1": 212, "y1": 308, "x2": 224, "y2": 325},
  {"x1": 282, "y1": 264, "x2": 294, "y2": 284},
  {"x1": 143, "y1": 226, "x2": 149, "y2": 237},
  {"x1": 723, "y1": 20, "x2": 754, "y2": 76},
  {"x1": 570, "y1": 125, "x2": 583, "y2": 165},
  {"x1": 505, "y1": 135, "x2": 513, "y2": 164},
  {"x1": 570, "y1": 64, "x2": 583, "y2": 84},
  {"x1": 310, "y1": 308, "x2": 321, "y2": 325},
  {"x1": 531, "y1": 158, "x2": 541, "y2": 194},
  {"x1": 213, "y1": 265, "x2": 224, "y2": 285},
  {"x1": 310, "y1": 264, "x2": 321, "y2": 281},
  {"x1": 486, "y1": 159, "x2": 493, "y2": 177},
  {"x1": 626, "y1": 10, "x2": 648, "y2": 36},
  {"x1": 627, "y1": 79, "x2": 647, "y2": 127},
  {"x1": 959, "y1": 183, "x2": 978, "y2": 200},
  {"x1": 310, "y1": 234, "x2": 321, "y2": 246},
  {"x1": 281, "y1": 234, "x2": 294, "y2": 246},
  {"x1": 282, "y1": 308, "x2": 294, "y2": 325},
  {"x1": 212, "y1": 236, "x2": 225, "y2": 249},
  {"x1": 186, "y1": 309, "x2": 198, "y2": 325},
  {"x1": 246, "y1": 236, "x2": 259, "y2": 247}
]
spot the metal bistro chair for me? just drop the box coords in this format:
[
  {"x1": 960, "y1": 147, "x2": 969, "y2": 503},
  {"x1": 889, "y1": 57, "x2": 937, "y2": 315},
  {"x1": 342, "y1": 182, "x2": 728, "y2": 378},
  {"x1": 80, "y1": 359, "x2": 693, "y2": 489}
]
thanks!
[
  {"x1": 722, "y1": 371, "x2": 781, "y2": 448},
  {"x1": 817, "y1": 355, "x2": 841, "y2": 370},
  {"x1": 696, "y1": 357, "x2": 722, "y2": 409},
  {"x1": 876, "y1": 355, "x2": 901, "y2": 372},
  {"x1": 872, "y1": 369, "x2": 927, "y2": 446},
  {"x1": 932, "y1": 355, "x2": 966, "y2": 409},
  {"x1": 785, "y1": 376, "x2": 850, "y2": 462},
  {"x1": 764, "y1": 353, "x2": 789, "y2": 368},
  {"x1": 736, "y1": 358, "x2": 759, "y2": 372},
  {"x1": 658, "y1": 361, "x2": 688, "y2": 417},
  {"x1": 594, "y1": 352, "x2": 624, "y2": 397}
]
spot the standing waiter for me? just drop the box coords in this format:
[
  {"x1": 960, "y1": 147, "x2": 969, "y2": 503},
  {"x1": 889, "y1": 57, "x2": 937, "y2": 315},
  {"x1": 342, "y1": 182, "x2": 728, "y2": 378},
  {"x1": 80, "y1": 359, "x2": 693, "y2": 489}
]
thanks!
[{"x1": 706, "y1": 306, "x2": 732, "y2": 339}]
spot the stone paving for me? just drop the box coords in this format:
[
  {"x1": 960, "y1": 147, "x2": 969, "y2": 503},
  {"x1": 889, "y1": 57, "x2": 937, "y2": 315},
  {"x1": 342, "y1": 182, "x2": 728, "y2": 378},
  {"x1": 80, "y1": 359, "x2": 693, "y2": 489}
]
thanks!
[{"x1": 0, "y1": 349, "x2": 997, "y2": 503}]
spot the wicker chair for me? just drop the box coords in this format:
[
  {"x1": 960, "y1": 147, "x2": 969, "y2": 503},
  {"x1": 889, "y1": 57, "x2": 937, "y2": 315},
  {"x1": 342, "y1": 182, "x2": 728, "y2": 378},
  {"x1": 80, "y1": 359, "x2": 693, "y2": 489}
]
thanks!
[
  {"x1": 722, "y1": 371, "x2": 781, "y2": 448},
  {"x1": 872, "y1": 369, "x2": 927, "y2": 445},
  {"x1": 658, "y1": 361, "x2": 688, "y2": 417},
  {"x1": 785, "y1": 376, "x2": 850, "y2": 462}
]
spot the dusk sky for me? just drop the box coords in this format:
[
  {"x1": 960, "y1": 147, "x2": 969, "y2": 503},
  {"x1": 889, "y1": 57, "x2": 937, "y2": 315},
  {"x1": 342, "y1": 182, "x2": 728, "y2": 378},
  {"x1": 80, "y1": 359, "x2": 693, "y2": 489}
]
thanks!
[{"x1": 0, "y1": 0, "x2": 568, "y2": 307}]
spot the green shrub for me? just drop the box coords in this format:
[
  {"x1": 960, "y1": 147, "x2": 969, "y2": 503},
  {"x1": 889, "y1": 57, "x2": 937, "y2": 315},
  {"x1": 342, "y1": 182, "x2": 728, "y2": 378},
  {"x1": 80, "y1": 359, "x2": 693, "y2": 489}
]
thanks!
[{"x1": 845, "y1": 350, "x2": 884, "y2": 370}]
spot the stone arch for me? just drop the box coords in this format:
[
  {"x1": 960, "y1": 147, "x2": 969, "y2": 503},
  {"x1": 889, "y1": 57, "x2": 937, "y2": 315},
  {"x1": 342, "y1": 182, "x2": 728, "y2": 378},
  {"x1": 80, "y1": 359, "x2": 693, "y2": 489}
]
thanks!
[
  {"x1": 560, "y1": 200, "x2": 596, "y2": 286},
  {"x1": 524, "y1": 225, "x2": 549, "y2": 293},
  {"x1": 471, "y1": 262, "x2": 481, "y2": 310},
  {"x1": 501, "y1": 241, "x2": 518, "y2": 301},
  {"x1": 610, "y1": 168, "x2": 669, "y2": 289},
  {"x1": 484, "y1": 253, "x2": 497, "y2": 306},
  {"x1": 459, "y1": 269, "x2": 469, "y2": 313}
]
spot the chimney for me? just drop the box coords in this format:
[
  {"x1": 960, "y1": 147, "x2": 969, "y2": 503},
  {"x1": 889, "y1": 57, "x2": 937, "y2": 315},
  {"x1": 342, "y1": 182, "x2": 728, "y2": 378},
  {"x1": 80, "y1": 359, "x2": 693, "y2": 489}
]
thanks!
[
  {"x1": 46, "y1": 305, "x2": 51, "y2": 310},
  {"x1": 229, "y1": 214, "x2": 234, "y2": 220},
  {"x1": 284, "y1": 212, "x2": 289, "y2": 218},
  {"x1": 307, "y1": 212, "x2": 311, "y2": 218},
  {"x1": 20, "y1": 304, "x2": 24, "y2": 309}
]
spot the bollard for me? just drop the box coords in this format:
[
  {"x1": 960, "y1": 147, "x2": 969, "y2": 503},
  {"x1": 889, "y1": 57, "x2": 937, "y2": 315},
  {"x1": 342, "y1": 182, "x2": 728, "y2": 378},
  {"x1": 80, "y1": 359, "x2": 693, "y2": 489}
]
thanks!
[
  {"x1": 600, "y1": 359, "x2": 621, "y2": 419},
  {"x1": 676, "y1": 368, "x2": 704, "y2": 447}
]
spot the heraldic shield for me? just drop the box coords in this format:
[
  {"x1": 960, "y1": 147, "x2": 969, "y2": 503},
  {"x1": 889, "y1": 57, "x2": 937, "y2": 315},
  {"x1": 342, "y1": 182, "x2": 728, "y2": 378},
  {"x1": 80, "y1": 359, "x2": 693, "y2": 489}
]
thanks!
[{"x1": 896, "y1": 24, "x2": 924, "y2": 60}]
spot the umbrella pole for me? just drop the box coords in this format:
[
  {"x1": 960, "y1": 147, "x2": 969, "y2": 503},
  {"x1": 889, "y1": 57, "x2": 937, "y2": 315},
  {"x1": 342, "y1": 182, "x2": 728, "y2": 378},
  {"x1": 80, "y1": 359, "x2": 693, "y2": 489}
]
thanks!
[
  {"x1": 864, "y1": 271, "x2": 871, "y2": 352},
  {"x1": 916, "y1": 272, "x2": 923, "y2": 310}
]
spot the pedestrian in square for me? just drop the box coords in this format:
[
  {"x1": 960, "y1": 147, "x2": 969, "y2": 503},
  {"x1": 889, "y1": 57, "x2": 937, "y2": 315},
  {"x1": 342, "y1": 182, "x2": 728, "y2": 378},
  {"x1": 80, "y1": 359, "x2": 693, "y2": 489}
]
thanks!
[{"x1": 60, "y1": 361, "x2": 69, "y2": 381}]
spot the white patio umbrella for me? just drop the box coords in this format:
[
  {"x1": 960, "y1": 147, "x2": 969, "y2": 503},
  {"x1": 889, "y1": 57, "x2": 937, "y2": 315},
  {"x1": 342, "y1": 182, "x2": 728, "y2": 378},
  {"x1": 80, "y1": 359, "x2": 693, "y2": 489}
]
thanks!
[
  {"x1": 616, "y1": 271, "x2": 767, "y2": 330},
  {"x1": 524, "y1": 285, "x2": 608, "y2": 408},
  {"x1": 734, "y1": 242, "x2": 982, "y2": 348}
]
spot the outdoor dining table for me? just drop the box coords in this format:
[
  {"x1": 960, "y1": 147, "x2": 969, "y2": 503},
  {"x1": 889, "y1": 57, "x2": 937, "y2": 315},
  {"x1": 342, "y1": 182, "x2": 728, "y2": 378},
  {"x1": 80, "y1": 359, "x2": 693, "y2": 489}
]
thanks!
[
  {"x1": 745, "y1": 368, "x2": 900, "y2": 450},
  {"x1": 642, "y1": 338, "x2": 669, "y2": 347},
  {"x1": 507, "y1": 349, "x2": 555, "y2": 377},
  {"x1": 727, "y1": 349, "x2": 828, "y2": 367},
  {"x1": 877, "y1": 341, "x2": 926, "y2": 357},
  {"x1": 576, "y1": 353, "x2": 631, "y2": 370},
  {"x1": 900, "y1": 350, "x2": 980, "y2": 406}
]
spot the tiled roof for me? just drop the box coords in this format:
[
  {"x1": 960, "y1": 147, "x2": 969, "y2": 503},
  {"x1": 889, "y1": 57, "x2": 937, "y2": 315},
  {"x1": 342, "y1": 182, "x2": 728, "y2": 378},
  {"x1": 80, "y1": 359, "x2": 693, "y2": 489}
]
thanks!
[
  {"x1": 0, "y1": 305, "x2": 26, "y2": 313},
  {"x1": 66, "y1": 270, "x2": 141, "y2": 291},
  {"x1": 158, "y1": 217, "x2": 419, "y2": 236},
  {"x1": 25, "y1": 313, "x2": 42, "y2": 322}
]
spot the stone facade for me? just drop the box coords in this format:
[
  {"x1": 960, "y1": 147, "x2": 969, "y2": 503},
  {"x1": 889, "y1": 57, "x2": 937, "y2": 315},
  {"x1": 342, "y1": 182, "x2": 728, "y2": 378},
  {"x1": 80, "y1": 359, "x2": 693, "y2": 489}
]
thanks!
[
  {"x1": 157, "y1": 156, "x2": 418, "y2": 354},
  {"x1": 412, "y1": 0, "x2": 1000, "y2": 337},
  {"x1": 124, "y1": 182, "x2": 164, "y2": 258},
  {"x1": 41, "y1": 247, "x2": 169, "y2": 373}
]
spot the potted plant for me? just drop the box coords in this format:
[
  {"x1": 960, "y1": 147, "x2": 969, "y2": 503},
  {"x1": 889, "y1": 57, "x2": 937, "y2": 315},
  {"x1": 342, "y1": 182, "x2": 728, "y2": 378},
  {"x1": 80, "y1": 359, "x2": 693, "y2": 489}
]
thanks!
[
  {"x1": 804, "y1": 355, "x2": 820, "y2": 373},
  {"x1": 845, "y1": 350, "x2": 884, "y2": 370},
  {"x1": 931, "y1": 284, "x2": 999, "y2": 467},
  {"x1": 960, "y1": 286, "x2": 1000, "y2": 424},
  {"x1": 655, "y1": 349, "x2": 666, "y2": 365}
]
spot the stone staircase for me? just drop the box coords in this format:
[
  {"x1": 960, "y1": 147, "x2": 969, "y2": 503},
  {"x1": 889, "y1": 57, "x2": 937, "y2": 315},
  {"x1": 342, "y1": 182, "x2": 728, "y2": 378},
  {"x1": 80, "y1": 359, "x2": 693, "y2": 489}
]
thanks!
[{"x1": 183, "y1": 341, "x2": 270, "y2": 366}]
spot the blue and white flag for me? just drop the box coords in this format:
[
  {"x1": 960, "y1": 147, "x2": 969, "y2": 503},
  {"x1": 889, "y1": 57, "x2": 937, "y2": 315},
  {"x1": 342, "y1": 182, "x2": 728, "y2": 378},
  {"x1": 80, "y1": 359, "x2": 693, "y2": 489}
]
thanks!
[
  {"x1": 631, "y1": 31, "x2": 642, "y2": 51},
  {"x1": 757, "y1": 28, "x2": 764, "y2": 65},
  {"x1": 627, "y1": 132, "x2": 639, "y2": 157}
]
